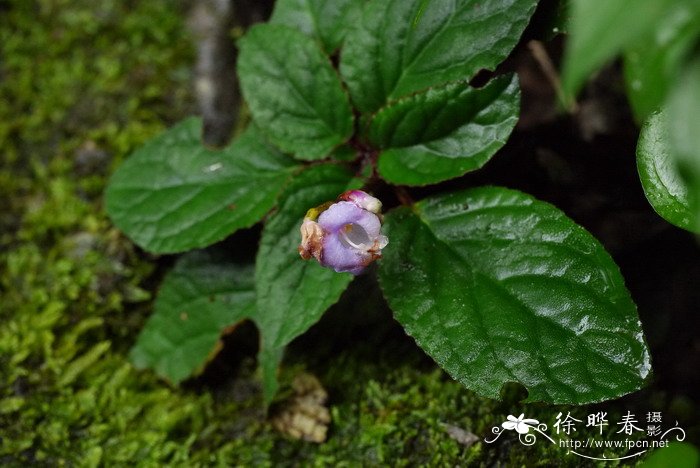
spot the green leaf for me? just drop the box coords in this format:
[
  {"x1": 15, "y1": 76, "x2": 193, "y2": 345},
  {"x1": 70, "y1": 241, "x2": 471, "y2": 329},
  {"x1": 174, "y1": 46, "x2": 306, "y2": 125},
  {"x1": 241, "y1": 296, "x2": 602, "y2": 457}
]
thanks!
[
  {"x1": 339, "y1": 0, "x2": 538, "y2": 114},
  {"x1": 637, "y1": 111, "x2": 698, "y2": 232},
  {"x1": 378, "y1": 187, "x2": 650, "y2": 404},
  {"x1": 624, "y1": 6, "x2": 700, "y2": 120},
  {"x1": 372, "y1": 74, "x2": 520, "y2": 186},
  {"x1": 255, "y1": 163, "x2": 360, "y2": 403},
  {"x1": 130, "y1": 250, "x2": 256, "y2": 383},
  {"x1": 270, "y1": 0, "x2": 365, "y2": 53},
  {"x1": 237, "y1": 24, "x2": 354, "y2": 160},
  {"x1": 562, "y1": 0, "x2": 698, "y2": 96},
  {"x1": 105, "y1": 118, "x2": 297, "y2": 253},
  {"x1": 667, "y1": 57, "x2": 700, "y2": 229},
  {"x1": 641, "y1": 443, "x2": 700, "y2": 468},
  {"x1": 258, "y1": 346, "x2": 285, "y2": 406},
  {"x1": 131, "y1": 164, "x2": 362, "y2": 396}
]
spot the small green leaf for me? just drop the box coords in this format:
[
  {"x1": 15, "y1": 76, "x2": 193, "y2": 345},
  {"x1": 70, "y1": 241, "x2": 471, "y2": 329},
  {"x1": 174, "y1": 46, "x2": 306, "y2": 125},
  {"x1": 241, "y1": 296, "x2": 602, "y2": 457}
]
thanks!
[
  {"x1": 130, "y1": 250, "x2": 256, "y2": 383},
  {"x1": 372, "y1": 75, "x2": 520, "y2": 186},
  {"x1": 270, "y1": 0, "x2": 365, "y2": 53},
  {"x1": 637, "y1": 111, "x2": 698, "y2": 232},
  {"x1": 562, "y1": 0, "x2": 698, "y2": 96},
  {"x1": 667, "y1": 57, "x2": 700, "y2": 229},
  {"x1": 255, "y1": 163, "x2": 360, "y2": 403},
  {"x1": 105, "y1": 118, "x2": 297, "y2": 253},
  {"x1": 340, "y1": 0, "x2": 537, "y2": 113},
  {"x1": 237, "y1": 24, "x2": 354, "y2": 160},
  {"x1": 624, "y1": 6, "x2": 700, "y2": 120},
  {"x1": 378, "y1": 187, "x2": 650, "y2": 404}
]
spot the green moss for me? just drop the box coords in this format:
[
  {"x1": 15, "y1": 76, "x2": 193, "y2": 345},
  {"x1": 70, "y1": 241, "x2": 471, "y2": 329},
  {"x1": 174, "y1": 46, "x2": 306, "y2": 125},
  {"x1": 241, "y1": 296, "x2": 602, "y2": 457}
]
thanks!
[
  {"x1": 0, "y1": 1, "x2": 694, "y2": 466},
  {"x1": 0, "y1": 1, "x2": 214, "y2": 465}
]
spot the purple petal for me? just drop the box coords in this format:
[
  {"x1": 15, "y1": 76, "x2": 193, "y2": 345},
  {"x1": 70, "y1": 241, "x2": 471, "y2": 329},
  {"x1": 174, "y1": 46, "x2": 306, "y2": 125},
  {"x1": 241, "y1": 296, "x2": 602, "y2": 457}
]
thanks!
[
  {"x1": 318, "y1": 201, "x2": 381, "y2": 238},
  {"x1": 298, "y1": 192, "x2": 388, "y2": 275},
  {"x1": 320, "y1": 230, "x2": 371, "y2": 274}
]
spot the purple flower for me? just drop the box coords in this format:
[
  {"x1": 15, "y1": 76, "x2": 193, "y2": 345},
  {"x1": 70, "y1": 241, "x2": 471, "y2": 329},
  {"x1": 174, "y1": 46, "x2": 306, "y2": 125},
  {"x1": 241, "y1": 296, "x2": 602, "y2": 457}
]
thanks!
[{"x1": 298, "y1": 190, "x2": 388, "y2": 275}]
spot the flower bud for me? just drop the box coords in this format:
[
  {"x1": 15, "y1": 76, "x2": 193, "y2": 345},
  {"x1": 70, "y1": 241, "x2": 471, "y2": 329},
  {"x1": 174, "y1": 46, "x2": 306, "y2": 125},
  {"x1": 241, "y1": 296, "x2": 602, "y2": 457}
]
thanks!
[{"x1": 338, "y1": 190, "x2": 382, "y2": 214}]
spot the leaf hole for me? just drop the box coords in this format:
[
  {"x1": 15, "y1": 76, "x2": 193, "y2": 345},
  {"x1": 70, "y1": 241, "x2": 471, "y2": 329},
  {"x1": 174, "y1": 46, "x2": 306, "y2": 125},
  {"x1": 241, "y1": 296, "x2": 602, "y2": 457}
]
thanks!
[{"x1": 499, "y1": 381, "x2": 529, "y2": 403}]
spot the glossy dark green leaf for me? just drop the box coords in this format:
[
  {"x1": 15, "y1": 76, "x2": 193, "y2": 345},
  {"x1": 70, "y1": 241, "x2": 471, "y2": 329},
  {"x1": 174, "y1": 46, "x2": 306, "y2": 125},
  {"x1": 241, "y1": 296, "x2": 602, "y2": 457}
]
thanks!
[
  {"x1": 270, "y1": 0, "x2": 365, "y2": 53},
  {"x1": 637, "y1": 111, "x2": 698, "y2": 232},
  {"x1": 562, "y1": 0, "x2": 698, "y2": 96},
  {"x1": 624, "y1": 6, "x2": 700, "y2": 120},
  {"x1": 255, "y1": 164, "x2": 360, "y2": 402},
  {"x1": 667, "y1": 58, "x2": 700, "y2": 230},
  {"x1": 105, "y1": 118, "x2": 298, "y2": 253},
  {"x1": 378, "y1": 187, "x2": 650, "y2": 404},
  {"x1": 237, "y1": 24, "x2": 354, "y2": 160},
  {"x1": 130, "y1": 250, "x2": 256, "y2": 383},
  {"x1": 339, "y1": 0, "x2": 538, "y2": 113},
  {"x1": 371, "y1": 75, "x2": 520, "y2": 186}
]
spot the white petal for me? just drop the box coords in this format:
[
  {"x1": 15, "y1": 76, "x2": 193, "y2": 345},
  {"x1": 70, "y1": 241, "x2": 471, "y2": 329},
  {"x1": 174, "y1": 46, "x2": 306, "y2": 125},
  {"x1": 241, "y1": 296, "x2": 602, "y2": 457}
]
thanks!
[
  {"x1": 515, "y1": 423, "x2": 530, "y2": 434},
  {"x1": 502, "y1": 422, "x2": 517, "y2": 430}
]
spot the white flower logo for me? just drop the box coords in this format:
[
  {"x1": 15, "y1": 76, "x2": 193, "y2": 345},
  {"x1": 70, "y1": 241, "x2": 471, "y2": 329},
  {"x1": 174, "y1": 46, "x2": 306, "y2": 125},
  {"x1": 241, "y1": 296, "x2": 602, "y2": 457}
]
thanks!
[{"x1": 502, "y1": 414, "x2": 540, "y2": 434}]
